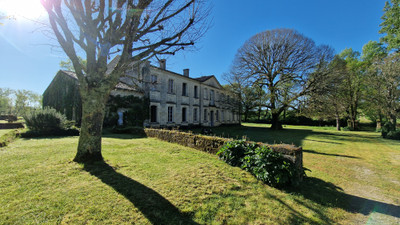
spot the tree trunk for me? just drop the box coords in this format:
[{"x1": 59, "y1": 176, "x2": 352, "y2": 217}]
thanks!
[
  {"x1": 244, "y1": 110, "x2": 249, "y2": 122},
  {"x1": 73, "y1": 88, "x2": 109, "y2": 163},
  {"x1": 376, "y1": 114, "x2": 382, "y2": 131},
  {"x1": 390, "y1": 113, "x2": 397, "y2": 130},
  {"x1": 351, "y1": 118, "x2": 355, "y2": 130},
  {"x1": 336, "y1": 114, "x2": 341, "y2": 131},
  {"x1": 270, "y1": 112, "x2": 282, "y2": 130}
]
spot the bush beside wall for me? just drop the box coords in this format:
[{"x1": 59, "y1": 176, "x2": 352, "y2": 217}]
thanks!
[
  {"x1": 218, "y1": 140, "x2": 298, "y2": 187},
  {"x1": 144, "y1": 128, "x2": 303, "y2": 184}
]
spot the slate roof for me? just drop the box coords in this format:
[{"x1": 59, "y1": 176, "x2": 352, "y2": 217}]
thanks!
[
  {"x1": 193, "y1": 75, "x2": 214, "y2": 82},
  {"x1": 115, "y1": 82, "x2": 136, "y2": 91},
  {"x1": 62, "y1": 70, "x2": 78, "y2": 79}
]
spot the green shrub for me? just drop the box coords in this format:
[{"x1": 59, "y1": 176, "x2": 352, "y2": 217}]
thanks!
[
  {"x1": 21, "y1": 128, "x2": 79, "y2": 138},
  {"x1": 218, "y1": 141, "x2": 296, "y2": 187},
  {"x1": 386, "y1": 130, "x2": 400, "y2": 140},
  {"x1": 216, "y1": 140, "x2": 252, "y2": 167},
  {"x1": 382, "y1": 121, "x2": 396, "y2": 138},
  {"x1": 241, "y1": 146, "x2": 296, "y2": 187},
  {"x1": 23, "y1": 107, "x2": 79, "y2": 137},
  {"x1": 24, "y1": 107, "x2": 67, "y2": 132},
  {"x1": 342, "y1": 126, "x2": 353, "y2": 131}
]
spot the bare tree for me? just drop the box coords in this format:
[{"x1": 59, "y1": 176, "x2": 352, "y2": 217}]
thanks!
[
  {"x1": 231, "y1": 28, "x2": 333, "y2": 129},
  {"x1": 40, "y1": 0, "x2": 210, "y2": 162}
]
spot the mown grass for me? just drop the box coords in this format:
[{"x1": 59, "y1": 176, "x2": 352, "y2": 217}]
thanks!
[
  {"x1": 194, "y1": 123, "x2": 400, "y2": 224},
  {"x1": 0, "y1": 129, "x2": 13, "y2": 137},
  {"x1": 0, "y1": 124, "x2": 399, "y2": 224}
]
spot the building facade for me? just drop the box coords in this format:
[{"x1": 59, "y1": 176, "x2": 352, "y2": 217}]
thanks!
[
  {"x1": 44, "y1": 60, "x2": 240, "y2": 128},
  {"x1": 141, "y1": 61, "x2": 240, "y2": 127}
]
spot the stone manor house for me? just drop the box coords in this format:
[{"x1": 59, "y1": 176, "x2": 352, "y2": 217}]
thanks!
[{"x1": 43, "y1": 59, "x2": 240, "y2": 128}]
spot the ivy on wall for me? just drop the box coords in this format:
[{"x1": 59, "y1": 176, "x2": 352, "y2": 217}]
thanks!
[
  {"x1": 42, "y1": 71, "x2": 82, "y2": 124},
  {"x1": 104, "y1": 95, "x2": 149, "y2": 127},
  {"x1": 44, "y1": 71, "x2": 149, "y2": 127}
]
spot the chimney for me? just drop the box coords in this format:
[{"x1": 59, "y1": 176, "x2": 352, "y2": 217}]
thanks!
[
  {"x1": 183, "y1": 69, "x2": 189, "y2": 77},
  {"x1": 159, "y1": 59, "x2": 166, "y2": 70}
]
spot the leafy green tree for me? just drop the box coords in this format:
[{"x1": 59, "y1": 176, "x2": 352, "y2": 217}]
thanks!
[
  {"x1": 303, "y1": 56, "x2": 348, "y2": 130},
  {"x1": 41, "y1": 0, "x2": 210, "y2": 162},
  {"x1": 380, "y1": 0, "x2": 400, "y2": 51},
  {"x1": 372, "y1": 53, "x2": 400, "y2": 127},
  {"x1": 361, "y1": 41, "x2": 388, "y2": 129},
  {"x1": 225, "y1": 83, "x2": 264, "y2": 122},
  {"x1": 60, "y1": 56, "x2": 87, "y2": 72},
  {"x1": 338, "y1": 48, "x2": 366, "y2": 130},
  {"x1": 0, "y1": 88, "x2": 13, "y2": 115},
  {"x1": 362, "y1": 41, "x2": 388, "y2": 62},
  {"x1": 14, "y1": 90, "x2": 42, "y2": 116}
]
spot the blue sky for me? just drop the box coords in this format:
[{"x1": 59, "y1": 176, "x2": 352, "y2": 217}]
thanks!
[{"x1": 0, "y1": 0, "x2": 386, "y2": 94}]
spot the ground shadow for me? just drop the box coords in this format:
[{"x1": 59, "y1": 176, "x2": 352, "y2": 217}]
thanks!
[
  {"x1": 193, "y1": 124, "x2": 384, "y2": 147},
  {"x1": 83, "y1": 161, "x2": 199, "y2": 225},
  {"x1": 193, "y1": 125, "x2": 324, "y2": 147},
  {"x1": 101, "y1": 133, "x2": 145, "y2": 140},
  {"x1": 303, "y1": 149, "x2": 360, "y2": 159},
  {"x1": 286, "y1": 177, "x2": 400, "y2": 220},
  {"x1": 303, "y1": 138, "x2": 343, "y2": 145}
]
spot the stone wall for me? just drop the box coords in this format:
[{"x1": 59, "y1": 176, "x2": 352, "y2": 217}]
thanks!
[{"x1": 144, "y1": 128, "x2": 303, "y2": 183}]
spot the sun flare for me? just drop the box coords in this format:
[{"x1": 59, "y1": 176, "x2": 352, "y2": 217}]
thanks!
[{"x1": 0, "y1": 0, "x2": 46, "y2": 21}]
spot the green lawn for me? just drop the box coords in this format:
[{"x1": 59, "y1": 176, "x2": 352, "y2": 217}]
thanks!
[
  {"x1": 0, "y1": 124, "x2": 399, "y2": 224},
  {"x1": 0, "y1": 129, "x2": 13, "y2": 137}
]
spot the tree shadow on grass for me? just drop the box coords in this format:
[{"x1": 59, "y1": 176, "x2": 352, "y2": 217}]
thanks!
[
  {"x1": 205, "y1": 125, "x2": 385, "y2": 147},
  {"x1": 303, "y1": 149, "x2": 360, "y2": 159},
  {"x1": 195, "y1": 125, "x2": 313, "y2": 146},
  {"x1": 302, "y1": 138, "x2": 343, "y2": 145},
  {"x1": 285, "y1": 177, "x2": 400, "y2": 221},
  {"x1": 83, "y1": 160, "x2": 199, "y2": 225},
  {"x1": 101, "y1": 133, "x2": 145, "y2": 140}
]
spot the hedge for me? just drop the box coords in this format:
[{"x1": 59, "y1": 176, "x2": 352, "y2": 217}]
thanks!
[
  {"x1": 20, "y1": 128, "x2": 80, "y2": 138},
  {"x1": 144, "y1": 128, "x2": 303, "y2": 184},
  {"x1": 0, "y1": 123, "x2": 24, "y2": 129},
  {"x1": 0, "y1": 129, "x2": 22, "y2": 148}
]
